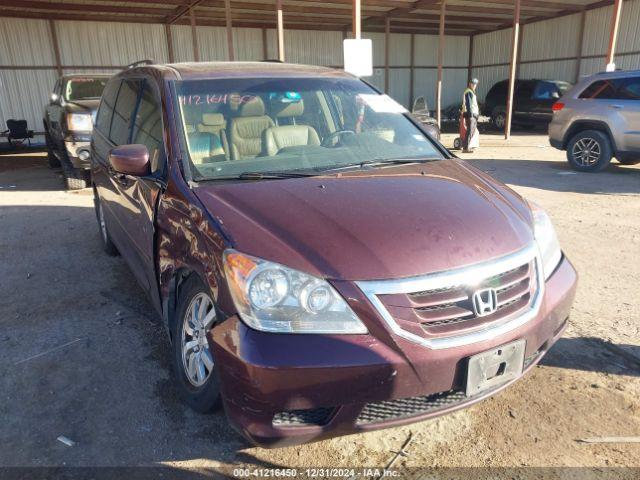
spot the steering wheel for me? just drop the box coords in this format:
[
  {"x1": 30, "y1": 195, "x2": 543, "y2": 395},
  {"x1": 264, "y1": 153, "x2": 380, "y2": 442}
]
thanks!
[{"x1": 322, "y1": 129, "x2": 356, "y2": 148}]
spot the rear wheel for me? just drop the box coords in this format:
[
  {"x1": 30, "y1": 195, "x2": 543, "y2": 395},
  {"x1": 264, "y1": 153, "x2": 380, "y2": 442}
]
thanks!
[
  {"x1": 172, "y1": 276, "x2": 221, "y2": 414},
  {"x1": 566, "y1": 130, "x2": 612, "y2": 172},
  {"x1": 44, "y1": 130, "x2": 60, "y2": 169},
  {"x1": 492, "y1": 110, "x2": 506, "y2": 131}
]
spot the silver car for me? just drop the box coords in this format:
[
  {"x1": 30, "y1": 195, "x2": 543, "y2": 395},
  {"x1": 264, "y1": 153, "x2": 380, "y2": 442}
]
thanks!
[{"x1": 549, "y1": 69, "x2": 640, "y2": 172}]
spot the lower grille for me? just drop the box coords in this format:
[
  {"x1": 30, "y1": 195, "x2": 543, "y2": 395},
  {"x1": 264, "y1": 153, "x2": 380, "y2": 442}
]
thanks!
[
  {"x1": 272, "y1": 407, "x2": 334, "y2": 427},
  {"x1": 356, "y1": 390, "x2": 467, "y2": 425}
]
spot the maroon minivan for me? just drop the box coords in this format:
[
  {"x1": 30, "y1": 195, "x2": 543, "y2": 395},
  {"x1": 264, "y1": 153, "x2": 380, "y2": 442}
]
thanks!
[{"x1": 91, "y1": 61, "x2": 577, "y2": 447}]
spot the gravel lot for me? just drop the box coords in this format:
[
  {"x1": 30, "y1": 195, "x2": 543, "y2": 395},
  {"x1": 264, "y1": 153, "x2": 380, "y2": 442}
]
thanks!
[{"x1": 0, "y1": 133, "x2": 638, "y2": 474}]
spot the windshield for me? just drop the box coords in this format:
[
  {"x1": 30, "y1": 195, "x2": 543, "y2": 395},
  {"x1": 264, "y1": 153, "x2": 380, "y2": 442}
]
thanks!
[
  {"x1": 175, "y1": 77, "x2": 443, "y2": 180},
  {"x1": 64, "y1": 78, "x2": 108, "y2": 101}
]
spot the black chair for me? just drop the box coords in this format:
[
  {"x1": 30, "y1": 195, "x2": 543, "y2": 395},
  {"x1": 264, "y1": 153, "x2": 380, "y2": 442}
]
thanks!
[{"x1": 2, "y1": 119, "x2": 34, "y2": 147}]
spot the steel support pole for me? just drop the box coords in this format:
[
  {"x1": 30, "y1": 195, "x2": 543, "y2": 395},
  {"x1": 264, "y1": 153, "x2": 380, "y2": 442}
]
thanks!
[
  {"x1": 436, "y1": 0, "x2": 445, "y2": 128},
  {"x1": 190, "y1": 8, "x2": 199, "y2": 62},
  {"x1": 352, "y1": 0, "x2": 361, "y2": 39},
  {"x1": 606, "y1": 0, "x2": 623, "y2": 67},
  {"x1": 385, "y1": 17, "x2": 390, "y2": 93},
  {"x1": 505, "y1": 0, "x2": 521, "y2": 140},
  {"x1": 225, "y1": 0, "x2": 234, "y2": 61},
  {"x1": 276, "y1": 0, "x2": 285, "y2": 62},
  {"x1": 48, "y1": 20, "x2": 62, "y2": 76}
]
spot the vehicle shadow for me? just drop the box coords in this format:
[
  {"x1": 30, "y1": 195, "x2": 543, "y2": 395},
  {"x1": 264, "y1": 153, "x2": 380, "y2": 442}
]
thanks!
[
  {"x1": 465, "y1": 157, "x2": 640, "y2": 196},
  {"x1": 541, "y1": 337, "x2": 640, "y2": 377}
]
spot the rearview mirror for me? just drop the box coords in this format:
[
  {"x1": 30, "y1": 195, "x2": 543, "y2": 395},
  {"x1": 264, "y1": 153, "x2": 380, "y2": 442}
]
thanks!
[{"x1": 109, "y1": 144, "x2": 150, "y2": 177}]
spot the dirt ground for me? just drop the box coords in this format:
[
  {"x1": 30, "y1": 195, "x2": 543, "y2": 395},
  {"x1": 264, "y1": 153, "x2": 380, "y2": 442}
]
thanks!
[{"x1": 0, "y1": 133, "x2": 639, "y2": 475}]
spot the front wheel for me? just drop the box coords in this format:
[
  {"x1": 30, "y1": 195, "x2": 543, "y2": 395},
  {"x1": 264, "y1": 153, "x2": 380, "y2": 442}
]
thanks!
[
  {"x1": 63, "y1": 166, "x2": 88, "y2": 190},
  {"x1": 453, "y1": 137, "x2": 461, "y2": 150},
  {"x1": 172, "y1": 276, "x2": 221, "y2": 414},
  {"x1": 566, "y1": 130, "x2": 612, "y2": 172},
  {"x1": 95, "y1": 194, "x2": 118, "y2": 256}
]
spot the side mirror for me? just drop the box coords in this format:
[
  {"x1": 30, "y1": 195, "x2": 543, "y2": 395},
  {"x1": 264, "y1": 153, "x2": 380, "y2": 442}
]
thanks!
[
  {"x1": 412, "y1": 96, "x2": 428, "y2": 114},
  {"x1": 109, "y1": 144, "x2": 150, "y2": 176}
]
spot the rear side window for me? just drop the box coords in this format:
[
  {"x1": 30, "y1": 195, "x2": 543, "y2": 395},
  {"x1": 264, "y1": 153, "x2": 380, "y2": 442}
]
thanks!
[
  {"x1": 95, "y1": 79, "x2": 121, "y2": 137},
  {"x1": 110, "y1": 79, "x2": 142, "y2": 145},
  {"x1": 579, "y1": 80, "x2": 617, "y2": 99},
  {"x1": 615, "y1": 77, "x2": 640, "y2": 100},
  {"x1": 577, "y1": 77, "x2": 640, "y2": 100},
  {"x1": 131, "y1": 82, "x2": 164, "y2": 173}
]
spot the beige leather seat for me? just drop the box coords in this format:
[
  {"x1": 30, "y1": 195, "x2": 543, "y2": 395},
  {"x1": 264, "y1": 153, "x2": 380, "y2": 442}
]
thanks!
[
  {"x1": 228, "y1": 97, "x2": 274, "y2": 160},
  {"x1": 197, "y1": 113, "x2": 228, "y2": 158},
  {"x1": 263, "y1": 100, "x2": 320, "y2": 156}
]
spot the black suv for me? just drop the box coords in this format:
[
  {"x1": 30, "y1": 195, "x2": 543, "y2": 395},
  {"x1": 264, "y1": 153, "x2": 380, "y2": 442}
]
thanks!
[
  {"x1": 483, "y1": 79, "x2": 572, "y2": 130},
  {"x1": 43, "y1": 75, "x2": 109, "y2": 189}
]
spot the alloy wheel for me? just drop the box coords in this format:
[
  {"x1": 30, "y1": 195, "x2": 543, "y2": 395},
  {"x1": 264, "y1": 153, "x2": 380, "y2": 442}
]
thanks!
[
  {"x1": 181, "y1": 293, "x2": 216, "y2": 387},
  {"x1": 572, "y1": 138, "x2": 601, "y2": 167},
  {"x1": 495, "y1": 113, "x2": 506, "y2": 129}
]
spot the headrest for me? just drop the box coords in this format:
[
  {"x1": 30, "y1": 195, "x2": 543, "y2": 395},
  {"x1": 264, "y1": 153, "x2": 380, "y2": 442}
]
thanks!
[
  {"x1": 201, "y1": 113, "x2": 226, "y2": 126},
  {"x1": 271, "y1": 99, "x2": 304, "y2": 118},
  {"x1": 235, "y1": 96, "x2": 266, "y2": 117}
]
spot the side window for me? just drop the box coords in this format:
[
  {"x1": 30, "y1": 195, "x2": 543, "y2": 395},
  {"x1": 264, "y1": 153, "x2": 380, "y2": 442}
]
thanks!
[
  {"x1": 516, "y1": 81, "x2": 535, "y2": 99},
  {"x1": 110, "y1": 79, "x2": 142, "y2": 145},
  {"x1": 95, "y1": 79, "x2": 121, "y2": 137},
  {"x1": 614, "y1": 77, "x2": 640, "y2": 100},
  {"x1": 131, "y1": 81, "x2": 164, "y2": 173},
  {"x1": 533, "y1": 81, "x2": 560, "y2": 100},
  {"x1": 579, "y1": 80, "x2": 616, "y2": 99}
]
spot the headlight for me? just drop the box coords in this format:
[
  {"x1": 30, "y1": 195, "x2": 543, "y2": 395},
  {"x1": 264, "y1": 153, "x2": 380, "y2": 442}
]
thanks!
[
  {"x1": 67, "y1": 113, "x2": 93, "y2": 131},
  {"x1": 223, "y1": 250, "x2": 368, "y2": 334},
  {"x1": 530, "y1": 203, "x2": 562, "y2": 280}
]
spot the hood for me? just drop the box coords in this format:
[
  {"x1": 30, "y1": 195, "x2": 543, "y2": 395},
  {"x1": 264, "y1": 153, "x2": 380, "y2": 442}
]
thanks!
[
  {"x1": 195, "y1": 160, "x2": 534, "y2": 281},
  {"x1": 64, "y1": 99, "x2": 100, "y2": 113}
]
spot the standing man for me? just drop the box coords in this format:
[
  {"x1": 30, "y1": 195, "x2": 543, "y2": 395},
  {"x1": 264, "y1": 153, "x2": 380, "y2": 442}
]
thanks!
[{"x1": 461, "y1": 78, "x2": 479, "y2": 153}]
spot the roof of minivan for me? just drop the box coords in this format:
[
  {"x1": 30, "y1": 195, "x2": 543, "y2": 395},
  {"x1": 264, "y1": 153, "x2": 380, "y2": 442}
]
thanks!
[{"x1": 157, "y1": 61, "x2": 353, "y2": 81}]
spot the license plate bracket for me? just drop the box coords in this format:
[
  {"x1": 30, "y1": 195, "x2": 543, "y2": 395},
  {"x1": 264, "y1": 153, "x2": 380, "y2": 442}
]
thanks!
[{"x1": 466, "y1": 339, "x2": 526, "y2": 397}]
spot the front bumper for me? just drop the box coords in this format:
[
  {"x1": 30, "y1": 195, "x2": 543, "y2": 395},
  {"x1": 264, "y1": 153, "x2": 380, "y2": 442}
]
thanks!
[
  {"x1": 209, "y1": 256, "x2": 577, "y2": 448},
  {"x1": 64, "y1": 137, "x2": 91, "y2": 169}
]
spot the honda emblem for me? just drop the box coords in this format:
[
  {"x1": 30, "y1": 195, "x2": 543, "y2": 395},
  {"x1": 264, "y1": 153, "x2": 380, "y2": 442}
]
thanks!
[{"x1": 472, "y1": 288, "x2": 498, "y2": 317}]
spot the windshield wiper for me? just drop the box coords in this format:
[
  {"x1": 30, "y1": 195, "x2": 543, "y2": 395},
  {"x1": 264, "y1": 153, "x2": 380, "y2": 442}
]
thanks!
[
  {"x1": 197, "y1": 170, "x2": 321, "y2": 181},
  {"x1": 358, "y1": 157, "x2": 437, "y2": 168}
]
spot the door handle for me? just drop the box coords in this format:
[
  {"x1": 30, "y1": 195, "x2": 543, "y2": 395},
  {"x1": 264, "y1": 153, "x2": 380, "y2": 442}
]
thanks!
[{"x1": 609, "y1": 104, "x2": 624, "y2": 109}]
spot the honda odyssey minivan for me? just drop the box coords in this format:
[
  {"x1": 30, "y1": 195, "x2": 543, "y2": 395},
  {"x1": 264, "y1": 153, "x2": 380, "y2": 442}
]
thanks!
[{"x1": 91, "y1": 61, "x2": 577, "y2": 447}]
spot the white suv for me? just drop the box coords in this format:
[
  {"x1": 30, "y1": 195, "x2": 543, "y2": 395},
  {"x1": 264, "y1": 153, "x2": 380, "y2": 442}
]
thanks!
[{"x1": 549, "y1": 69, "x2": 640, "y2": 172}]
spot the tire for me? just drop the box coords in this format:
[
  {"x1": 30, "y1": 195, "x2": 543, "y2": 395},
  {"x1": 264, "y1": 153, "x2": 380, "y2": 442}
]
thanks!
[
  {"x1": 44, "y1": 130, "x2": 61, "y2": 169},
  {"x1": 453, "y1": 137, "x2": 461, "y2": 150},
  {"x1": 566, "y1": 130, "x2": 613, "y2": 172},
  {"x1": 95, "y1": 194, "x2": 118, "y2": 256},
  {"x1": 617, "y1": 158, "x2": 640, "y2": 165},
  {"x1": 171, "y1": 275, "x2": 221, "y2": 414},
  {"x1": 63, "y1": 166, "x2": 88, "y2": 190},
  {"x1": 492, "y1": 110, "x2": 506, "y2": 131}
]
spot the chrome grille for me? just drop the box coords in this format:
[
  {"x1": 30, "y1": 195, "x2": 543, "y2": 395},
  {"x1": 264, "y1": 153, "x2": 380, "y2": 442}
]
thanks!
[
  {"x1": 380, "y1": 260, "x2": 536, "y2": 335},
  {"x1": 356, "y1": 244, "x2": 543, "y2": 350}
]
